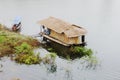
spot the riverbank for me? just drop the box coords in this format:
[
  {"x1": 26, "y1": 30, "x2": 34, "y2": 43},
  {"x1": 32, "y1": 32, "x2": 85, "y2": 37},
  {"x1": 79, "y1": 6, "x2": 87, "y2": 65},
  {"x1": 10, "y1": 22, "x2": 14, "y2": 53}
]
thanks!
[{"x1": 0, "y1": 24, "x2": 42, "y2": 64}]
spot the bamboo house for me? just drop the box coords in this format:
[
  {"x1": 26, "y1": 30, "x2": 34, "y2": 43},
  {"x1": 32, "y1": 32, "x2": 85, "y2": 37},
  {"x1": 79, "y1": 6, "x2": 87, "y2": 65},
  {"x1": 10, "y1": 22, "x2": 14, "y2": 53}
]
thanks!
[{"x1": 38, "y1": 17, "x2": 87, "y2": 46}]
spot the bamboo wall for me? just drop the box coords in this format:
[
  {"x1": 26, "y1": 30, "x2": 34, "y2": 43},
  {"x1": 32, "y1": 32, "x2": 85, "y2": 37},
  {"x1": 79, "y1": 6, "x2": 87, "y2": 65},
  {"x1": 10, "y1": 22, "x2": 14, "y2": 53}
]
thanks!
[
  {"x1": 50, "y1": 30, "x2": 82, "y2": 44},
  {"x1": 68, "y1": 37, "x2": 81, "y2": 44}
]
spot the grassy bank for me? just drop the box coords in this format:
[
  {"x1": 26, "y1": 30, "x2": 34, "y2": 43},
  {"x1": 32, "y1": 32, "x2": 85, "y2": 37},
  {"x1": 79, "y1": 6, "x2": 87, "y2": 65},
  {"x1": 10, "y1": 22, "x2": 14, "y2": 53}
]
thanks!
[{"x1": 0, "y1": 24, "x2": 41, "y2": 64}]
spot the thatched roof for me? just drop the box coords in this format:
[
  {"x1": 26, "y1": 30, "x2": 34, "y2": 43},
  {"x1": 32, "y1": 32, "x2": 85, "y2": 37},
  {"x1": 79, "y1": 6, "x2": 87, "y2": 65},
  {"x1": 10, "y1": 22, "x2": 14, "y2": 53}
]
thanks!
[{"x1": 38, "y1": 17, "x2": 87, "y2": 37}]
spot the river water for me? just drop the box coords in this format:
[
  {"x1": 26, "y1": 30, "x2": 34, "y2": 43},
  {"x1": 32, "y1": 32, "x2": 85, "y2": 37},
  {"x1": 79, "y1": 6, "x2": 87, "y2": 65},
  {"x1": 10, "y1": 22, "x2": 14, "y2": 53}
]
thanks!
[{"x1": 0, "y1": 0, "x2": 120, "y2": 80}]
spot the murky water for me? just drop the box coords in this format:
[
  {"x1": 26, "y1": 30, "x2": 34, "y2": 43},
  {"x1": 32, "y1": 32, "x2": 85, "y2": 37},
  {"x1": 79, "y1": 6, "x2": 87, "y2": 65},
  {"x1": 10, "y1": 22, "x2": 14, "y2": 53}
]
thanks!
[{"x1": 0, "y1": 0, "x2": 120, "y2": 80}]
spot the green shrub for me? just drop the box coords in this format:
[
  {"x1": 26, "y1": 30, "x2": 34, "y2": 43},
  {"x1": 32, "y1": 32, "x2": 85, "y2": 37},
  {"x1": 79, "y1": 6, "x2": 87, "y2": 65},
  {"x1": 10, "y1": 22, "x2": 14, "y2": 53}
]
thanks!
[
  {"x1": 14, "y1": 42, "x2": 41, "y2": 64},
  {"x1": 71, "y1": 46, "x2": 93, "y2": 57},
  {"x1": 0, "y1": 36, "x2": 6, "y2": 43},
  {"x1": 15, "y1": 54, "x2": 41, "y2": 65},
  {"x1": 15, "y1": 42, "x2": 33, "y2": 55}
]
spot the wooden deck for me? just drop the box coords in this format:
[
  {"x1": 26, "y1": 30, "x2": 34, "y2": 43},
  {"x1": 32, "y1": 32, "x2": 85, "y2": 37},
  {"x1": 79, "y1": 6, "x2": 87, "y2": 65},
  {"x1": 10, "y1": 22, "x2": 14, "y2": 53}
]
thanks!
[{"x1": 43, "y1": 34, "x2": 70, "y2": 46}]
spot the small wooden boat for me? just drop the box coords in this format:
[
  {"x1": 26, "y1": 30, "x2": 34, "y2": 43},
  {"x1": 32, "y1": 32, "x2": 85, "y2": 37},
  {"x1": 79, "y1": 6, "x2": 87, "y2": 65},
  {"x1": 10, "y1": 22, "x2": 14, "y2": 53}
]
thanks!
[
  {"x1": 12, "y1": 22, "x2": 21, "y2": 32},
  {"x1": 12, "y1": 16, "x2": 22, "y2": 32}
]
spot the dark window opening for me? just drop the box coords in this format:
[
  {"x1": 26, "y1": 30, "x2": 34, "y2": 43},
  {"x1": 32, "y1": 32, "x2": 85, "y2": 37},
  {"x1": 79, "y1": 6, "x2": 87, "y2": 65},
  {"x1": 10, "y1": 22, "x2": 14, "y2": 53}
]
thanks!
[{"x1": 81, "y1": 35, "x2": 85, "y2": 42}]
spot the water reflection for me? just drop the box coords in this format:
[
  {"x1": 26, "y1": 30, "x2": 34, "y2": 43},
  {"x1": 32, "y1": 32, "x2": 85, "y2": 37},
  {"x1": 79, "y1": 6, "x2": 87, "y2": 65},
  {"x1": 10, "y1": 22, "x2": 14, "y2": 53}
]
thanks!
[
  {"x1": 45, "y1": 63, "x2": 57, "y2": 73},
  {"x1": 64, "y1": 70, "x2": 73, "y2": 80},
  {"x1": 80, "y1": 56, "x2": 100, "y2": 70},
  {"x1": 0, "y1": 64, "x2": 3, "y2": 72}
]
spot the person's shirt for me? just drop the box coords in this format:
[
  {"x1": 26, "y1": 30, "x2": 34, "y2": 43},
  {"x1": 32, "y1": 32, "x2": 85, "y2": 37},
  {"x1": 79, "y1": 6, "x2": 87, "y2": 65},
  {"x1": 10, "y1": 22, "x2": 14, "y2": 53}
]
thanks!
[
  {"x1": 44, "y1": 28, "x2": 50, "y2": 35},
  {"x1": 40, "y1": 26, "x2": 50, "y2": 35}
]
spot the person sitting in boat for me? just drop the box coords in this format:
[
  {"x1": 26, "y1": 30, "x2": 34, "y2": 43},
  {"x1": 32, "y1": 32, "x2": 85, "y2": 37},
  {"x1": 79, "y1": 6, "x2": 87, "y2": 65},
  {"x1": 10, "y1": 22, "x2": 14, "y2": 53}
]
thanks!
[{"x1": 12, "y1": 16, "x2": 22, "y2": 32}]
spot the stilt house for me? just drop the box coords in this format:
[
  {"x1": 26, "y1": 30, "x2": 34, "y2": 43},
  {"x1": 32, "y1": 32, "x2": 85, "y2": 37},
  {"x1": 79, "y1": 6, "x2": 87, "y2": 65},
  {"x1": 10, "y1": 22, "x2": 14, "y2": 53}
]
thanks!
[{"x1": 38, "y1": 17, "x2": 87, "y2": 46}]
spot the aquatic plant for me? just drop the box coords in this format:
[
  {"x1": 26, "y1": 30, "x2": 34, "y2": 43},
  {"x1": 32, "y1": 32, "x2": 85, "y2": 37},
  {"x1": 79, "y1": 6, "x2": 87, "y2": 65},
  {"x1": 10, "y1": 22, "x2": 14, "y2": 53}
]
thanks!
[
  {"x1": 43, "y1": 52, "x2": 57, "y2": 73},
  {"x1": 45, "y1": 63, "x2": 57, "y2": 73},
  {"x1": 15, "y1": 53, "x2": 41, "y2": 65},
  {"x1": 46, "y1": 52, "x2": 57, "y2": 60},
  {"x1": 70, "y1": 46, "x2": 93, "y2": 58},
  {"x1": 42, "y1": 52, "x2": 57, "y2": 64},
  {"x1": 80, "y1": 55, "x2": 99, "y2": 70}
]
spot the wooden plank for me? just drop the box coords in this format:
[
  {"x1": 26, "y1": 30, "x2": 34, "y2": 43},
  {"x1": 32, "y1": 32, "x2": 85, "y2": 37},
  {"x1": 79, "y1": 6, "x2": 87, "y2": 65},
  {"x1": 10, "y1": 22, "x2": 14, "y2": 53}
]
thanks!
[{"x1": 43, "y1": 34, "x2": 70, "y2": 46}]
